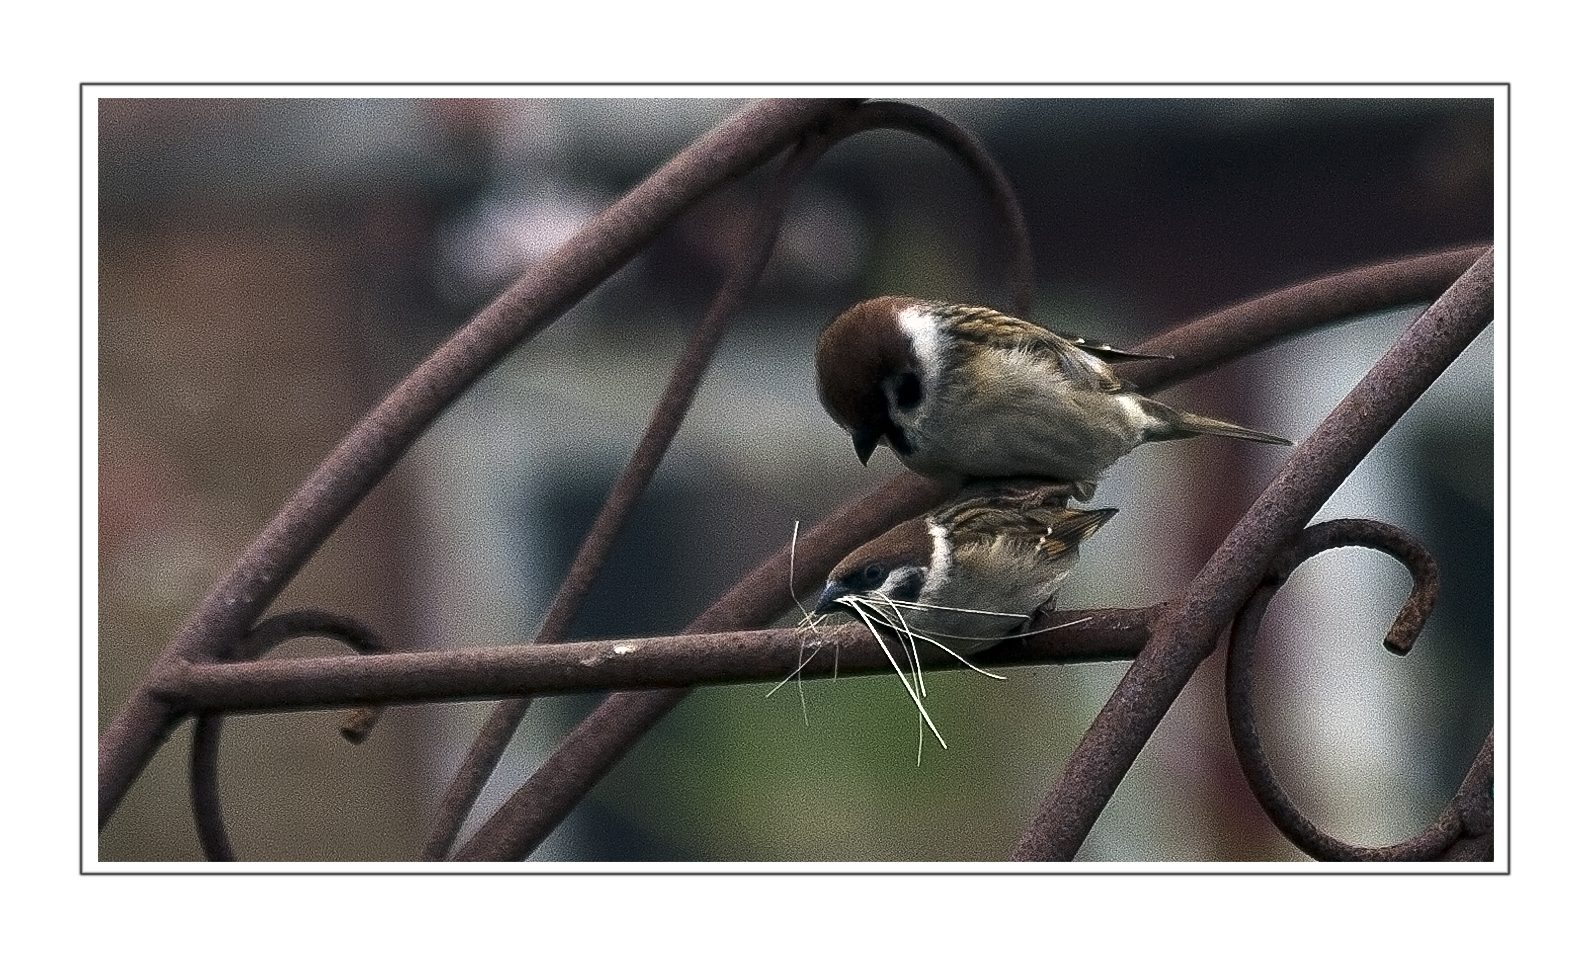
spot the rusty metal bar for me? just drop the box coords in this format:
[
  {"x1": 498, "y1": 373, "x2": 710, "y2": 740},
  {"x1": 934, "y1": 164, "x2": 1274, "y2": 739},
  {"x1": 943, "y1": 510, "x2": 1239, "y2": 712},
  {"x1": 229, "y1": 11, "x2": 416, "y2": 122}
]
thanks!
[
  {"x1": 98, "y1": 98, "x2": 853, "y2": 830},
  {"x1": 1439, "y1": 731, "x2": 1496, "y2": 862},
  {"x1": 1124, "y1": 244, "x2": 1490, "y2": 395},
  {"x1": 1011, "y1": 249, "x2": 1494, "y2": 861},
  {"x1": 154, "y1": 605, "x2": 1154, "y2": 714}
]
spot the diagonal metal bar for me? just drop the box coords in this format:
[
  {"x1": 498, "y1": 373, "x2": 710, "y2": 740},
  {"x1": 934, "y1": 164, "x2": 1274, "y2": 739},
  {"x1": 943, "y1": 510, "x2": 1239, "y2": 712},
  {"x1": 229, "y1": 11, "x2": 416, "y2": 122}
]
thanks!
[
  {"x1": 98, "y1": 98, "x2": 853, "y2": 830},
  {"x1": 1439, "y1": 731, "x2": 1495, "y2": 862},
  {"x1": 1123, "y1": 244, "x2": 1491, "y2": 394},
  {"x1": 1011, "y1": 249, "x2": 1494, "y2": 861}
]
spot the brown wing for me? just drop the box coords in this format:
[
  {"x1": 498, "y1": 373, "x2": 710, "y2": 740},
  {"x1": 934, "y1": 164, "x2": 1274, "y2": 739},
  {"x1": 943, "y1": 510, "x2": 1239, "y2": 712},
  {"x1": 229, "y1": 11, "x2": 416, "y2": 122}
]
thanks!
[
  {"x1": 938, "y1": 482, "x2": 1115, "y2": 561},
  {"x1": 938, "y1": 304, "x2": 1133, "y2": 392},
  {"x1": 1030, "y1": 506, "x2": 1117, "y2": 560}
]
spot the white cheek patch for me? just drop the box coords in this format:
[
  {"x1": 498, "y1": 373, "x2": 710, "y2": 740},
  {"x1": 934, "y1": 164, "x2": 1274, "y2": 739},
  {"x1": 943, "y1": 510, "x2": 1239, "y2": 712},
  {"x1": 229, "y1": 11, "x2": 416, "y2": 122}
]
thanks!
[
  {"x1": 923, "y1": 521, "x2": 953, "y2": 597},
  {"x1": 880, "y1": 566, "x2": 925, "y2": 599},
  {"x1": 895, "y1": 304, "x2": 942, "y2": 397}
]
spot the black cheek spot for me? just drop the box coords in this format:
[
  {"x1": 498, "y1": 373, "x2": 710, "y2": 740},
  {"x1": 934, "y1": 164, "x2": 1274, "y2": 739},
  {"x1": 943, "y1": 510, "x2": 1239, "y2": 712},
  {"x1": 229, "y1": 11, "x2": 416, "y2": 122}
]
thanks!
[
  {"x1": 895, "y1": 569, "x2": 925, "y2": 602},
  {"x1": 895, "y1": 372, "x2": 922, "y2": 411}
]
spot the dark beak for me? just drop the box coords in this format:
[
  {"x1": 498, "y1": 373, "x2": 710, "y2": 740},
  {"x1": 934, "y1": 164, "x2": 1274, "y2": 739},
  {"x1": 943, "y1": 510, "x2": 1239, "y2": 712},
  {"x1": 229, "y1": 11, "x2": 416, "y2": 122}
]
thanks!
[
  {"x1": 815, "y1": 581, "x2": 849, "y2": 614},
  {"x1": 851, "y1": 429, "x2": 880, "y2": 465}
]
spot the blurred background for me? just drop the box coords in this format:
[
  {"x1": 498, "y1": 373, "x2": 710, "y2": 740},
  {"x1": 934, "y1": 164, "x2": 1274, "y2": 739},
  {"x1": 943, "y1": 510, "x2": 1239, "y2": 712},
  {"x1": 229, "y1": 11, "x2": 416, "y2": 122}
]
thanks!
[{"x1": 96, "y1": 94, "x2": 1495, "y2": 862}]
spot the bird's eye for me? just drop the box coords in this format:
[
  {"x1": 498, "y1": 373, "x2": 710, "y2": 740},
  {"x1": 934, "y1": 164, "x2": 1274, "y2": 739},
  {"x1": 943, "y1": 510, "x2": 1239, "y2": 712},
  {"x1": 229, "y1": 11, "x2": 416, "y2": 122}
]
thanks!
[
  {"x1": 861, "y1": 563, "x2": 887, "y2": 588},
  {"x1": 894, "y1": 372, "x2": 923, "y2": 411}
]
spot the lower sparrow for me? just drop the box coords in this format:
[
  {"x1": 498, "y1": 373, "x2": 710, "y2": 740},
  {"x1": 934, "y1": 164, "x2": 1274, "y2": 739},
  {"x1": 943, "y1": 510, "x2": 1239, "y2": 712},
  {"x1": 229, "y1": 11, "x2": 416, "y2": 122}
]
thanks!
[{"x1": 815, "y1": 480, "x2": 1115, "y2": 656}]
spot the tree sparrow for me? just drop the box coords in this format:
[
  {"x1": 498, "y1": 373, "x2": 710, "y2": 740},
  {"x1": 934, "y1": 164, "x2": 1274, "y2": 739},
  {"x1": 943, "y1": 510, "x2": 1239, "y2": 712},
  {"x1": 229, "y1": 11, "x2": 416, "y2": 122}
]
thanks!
[
  {"x1": 814, "y1": 480, "x2": 1115, "y2": 656},
  {"x1": 815, "y1": 296, "x2": 1291, "y2": 500}
]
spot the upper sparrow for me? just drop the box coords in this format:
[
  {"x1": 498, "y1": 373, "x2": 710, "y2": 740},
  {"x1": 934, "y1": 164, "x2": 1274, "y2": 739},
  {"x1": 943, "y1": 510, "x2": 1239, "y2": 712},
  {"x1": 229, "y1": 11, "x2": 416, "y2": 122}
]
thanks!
[{"x1": 816, "y1": 296, "x2": 1290, "y2": 500}]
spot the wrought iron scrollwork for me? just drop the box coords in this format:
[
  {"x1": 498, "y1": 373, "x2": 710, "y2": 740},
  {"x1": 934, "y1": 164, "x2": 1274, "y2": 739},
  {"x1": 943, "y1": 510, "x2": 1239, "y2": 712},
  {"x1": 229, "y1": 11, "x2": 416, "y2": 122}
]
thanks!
[
  {"x1": 99, "y1": 98, "x2": 1496, "y2": 863},
  {"x1": 1226, "y1": 519, "x2": 1492, "y2": 861},
  {"x1": 188, "y1": 610, "x2": 387, "y2": 861}
]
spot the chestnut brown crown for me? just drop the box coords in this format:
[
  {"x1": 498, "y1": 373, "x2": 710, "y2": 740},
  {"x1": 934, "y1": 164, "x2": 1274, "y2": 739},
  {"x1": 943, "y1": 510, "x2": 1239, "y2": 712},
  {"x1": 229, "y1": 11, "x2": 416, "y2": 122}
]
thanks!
[{"x1": 815, "y1": 296, "x2": 921, "y2": 464}]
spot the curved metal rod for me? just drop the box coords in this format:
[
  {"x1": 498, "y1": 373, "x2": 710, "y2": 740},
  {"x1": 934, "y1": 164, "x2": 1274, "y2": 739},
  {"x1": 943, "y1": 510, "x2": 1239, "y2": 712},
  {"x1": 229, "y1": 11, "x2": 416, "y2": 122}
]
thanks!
[
  {"x1": 99, "y1": 98, "x2": 850, "y2": 829},
  {"x1": 827, "y1": 100, "x2": 1036, "y2": 318},
  {"x1": 190, "y1": 610, "x2": 384, "y2": 861},
  {"x1": 444, "y1": 99, "x2": 1039, "y2": 862},
  {"x1": 1225, "y1": 519, "x2": 1487, "y2": 861}
]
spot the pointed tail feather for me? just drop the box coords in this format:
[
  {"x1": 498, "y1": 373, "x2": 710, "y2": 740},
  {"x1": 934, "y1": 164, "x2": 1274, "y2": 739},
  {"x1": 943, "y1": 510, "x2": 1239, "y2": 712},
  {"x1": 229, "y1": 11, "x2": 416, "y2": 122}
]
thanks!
[
  {"x1": 1168, "y1": 410, "x2": 1292, "y2": 445},
  {"x1": 1139, "y1": 401, "x2": 1286, "y2": 452}
]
